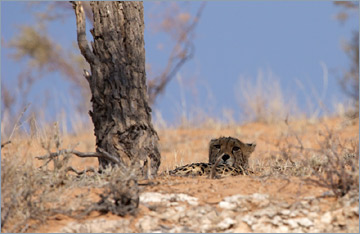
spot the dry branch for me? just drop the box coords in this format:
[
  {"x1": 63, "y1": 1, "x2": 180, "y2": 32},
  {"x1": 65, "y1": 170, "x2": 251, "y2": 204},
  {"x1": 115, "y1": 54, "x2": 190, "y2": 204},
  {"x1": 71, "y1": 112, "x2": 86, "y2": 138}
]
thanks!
[
  {"x1": 36, "y1": 148, "x2": 123, "y2": 167},
  {"x1": 148, "y1": 2, "x2": 206, "y2": 105},
  {"x1": 71, "y1": 1, "x2": 97, "y2": 64}
]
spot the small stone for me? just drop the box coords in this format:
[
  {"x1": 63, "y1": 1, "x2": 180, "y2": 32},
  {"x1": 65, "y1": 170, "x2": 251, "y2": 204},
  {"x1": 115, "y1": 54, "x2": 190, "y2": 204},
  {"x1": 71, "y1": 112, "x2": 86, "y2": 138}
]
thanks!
[
  {"x1": 310, "y1": 205, "x2": 320, "y2": 212},
  {"x1": 334, "y1": 214, "x2": 347, "y2": 226},
  {"x1": 200, "y1": 224, "x2": 212, "y2": 233},
  {"x1": 297, "y1": 217, "x2": 313, "y2": 228},
  {"x1": 280, "y1": 209, "x2": 291, "y2": 216},
  {"x1": 168, "y1": 226, "x2": 185, "y2": 233},
  {"x1": 300, "y1": 201, "x2": 311, "y2": 209},
  {"x1": 140, "y1": 192, "x2": 164, "y2": 203},
  {"x1": 219, "y1": 201, "x2": 237, "y2": 210},
  {"x1": 271, "y1": 215, "x2": 282, "y2": 226},
  {"x1": 278, "y1": 225, "x2": 289, "y2": 233},
  {"x1": 289, "y1": 210, "x2": 299, "y2": 217},
  {"x1": 60, "y1": 219, "x2": 131, "y2": 233},
  {"x1": 174, "y1": 205, "x2": 186, "y2": 212},
  {"x1": 251, "y1": 221, "x2": 273, "y2": 233},
  {"x1": 139, "y1": 192, "x2": 199, "y2": 206},
  {"x1": 300, "y1": 209, "x2": 309, "y2": 215},
  {"x1": 174, "y1": 193, "x2": 199, "y2": 206},
  {"x1": 232, "y1": 222, "x2": 252, "y2": 233},
  {"x1": 320, "y1": 212, "x2": 332, "y2": 224},
  {"x1": 217, "y1": 218, "x2": 235, "y2": 230},
  {"x1": 136, "y1": 216, "x2": 159, "y2": 232},
  {"x1": 252, "y1": 193, "x2": 269, "y2": 200},
  {"x1": 265, "y1": 207, "x2": 278, "y2": 218},
  {"x1": 242, "y1": 215, "x2": 256, "y2": 226},
  {"x1": 251, "y1": 193, "x2": 270, "y2": 207},
  {"x1": 351, "y1": 206, "x2": 359, "y2": 216},
  {"x1": 344, "y1": 206, "x2": 359, "y2": 217},
  {"x1": 253, "y1": 207, "x2": 277, "y2": 218},
  {"x1": 286, "y1": 219, "x2": 299, "y2": 229},
  {"x1": 308, "y1": 212, "x2": 318, "y2": 219}
]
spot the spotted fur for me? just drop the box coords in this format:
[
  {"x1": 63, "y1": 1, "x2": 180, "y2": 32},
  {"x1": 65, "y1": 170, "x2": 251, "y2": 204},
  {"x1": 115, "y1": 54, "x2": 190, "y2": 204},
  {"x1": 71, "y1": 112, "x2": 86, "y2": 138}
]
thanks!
[
  {"x1": 168, "y1": 137, "x2": 256, "y2": 178},
  {"x1": 169, "y1": 162, "x2": 245, "y2": 177}
]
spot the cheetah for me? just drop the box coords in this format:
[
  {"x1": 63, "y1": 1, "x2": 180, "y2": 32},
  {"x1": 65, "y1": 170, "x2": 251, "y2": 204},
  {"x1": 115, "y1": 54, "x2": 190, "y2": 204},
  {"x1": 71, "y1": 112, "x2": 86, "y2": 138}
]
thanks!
[{"x1": 169, "y1": 137, "x2": 256, "y2": 178}]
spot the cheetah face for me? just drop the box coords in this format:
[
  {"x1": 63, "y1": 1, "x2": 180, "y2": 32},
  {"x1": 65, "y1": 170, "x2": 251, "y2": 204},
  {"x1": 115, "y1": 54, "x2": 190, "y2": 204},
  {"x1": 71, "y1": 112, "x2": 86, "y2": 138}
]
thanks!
[{"x1": 208, "y1": 137, "x2": 256, "y2": 168}]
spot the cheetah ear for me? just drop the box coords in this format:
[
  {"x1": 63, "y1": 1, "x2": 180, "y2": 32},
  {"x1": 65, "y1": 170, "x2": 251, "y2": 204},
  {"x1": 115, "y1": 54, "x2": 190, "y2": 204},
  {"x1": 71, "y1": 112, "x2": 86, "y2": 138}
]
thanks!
[
  {"x1": 246, "y1": 143, "x2": 256, "y2": 153},
  {"x1": 209, "y1": 138, "x2": 218, "y2": 144}
]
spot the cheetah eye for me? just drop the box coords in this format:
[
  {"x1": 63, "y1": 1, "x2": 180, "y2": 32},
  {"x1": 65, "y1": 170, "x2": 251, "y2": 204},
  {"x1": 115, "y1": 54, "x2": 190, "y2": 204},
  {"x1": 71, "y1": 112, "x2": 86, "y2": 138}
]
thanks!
[
  {"x1": 232, "y1": 146, "x2": 240, "y2": 151},
  {"x1": 214, "y1": 144, "x2": 221, "y2": 149}
]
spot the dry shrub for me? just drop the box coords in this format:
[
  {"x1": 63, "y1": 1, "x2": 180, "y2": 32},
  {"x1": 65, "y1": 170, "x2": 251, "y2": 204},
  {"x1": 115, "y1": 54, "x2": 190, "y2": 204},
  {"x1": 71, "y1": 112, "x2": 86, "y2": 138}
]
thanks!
[
  {"x1": 0, "y1": 120, "x2": 98, "y2": 232},
  {"x1": 236, "y1": 69, "x2": 298, "y2": 124},
  {"x1": 87, "y1": 167, "x2": 139, "y2": 217},
  {"x1": 247, "y1": 117, "x2": 358, "y2": 198},
  {"x1": 1, "y1": 122, "x2": 139, "y2": 232},
  {"x1": 305, "y1": 129, "x2": 359, "y2": 197},
  {"x1": 1, "y1": 141, "x2": 81, "y2": 232},
  {"x1": 250, "y1": 155, "x2": 312, "y2": 178}
]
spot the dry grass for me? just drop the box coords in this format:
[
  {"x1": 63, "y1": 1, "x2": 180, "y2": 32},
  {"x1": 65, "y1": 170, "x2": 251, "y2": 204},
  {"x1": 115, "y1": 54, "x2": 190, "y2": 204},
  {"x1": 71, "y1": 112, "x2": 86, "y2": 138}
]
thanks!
[
  {"x1": 1, "y1": 114, "x2": 358, "y2": 232},
  {"x1": 236, "y1": 69, "x2": 299, "y2": 124},
  {"x1": 1, "y1": 140, "x2": 82, "y2": 232},
  {"x1": 0, "y1": 122, "x2": 138, "y2": 232},
  {"x1": 304, "y1": 128, "x2": 359, "y2": 197},
  {"x1": 247, "y1": 117, "x2": 359, "y2": 198}
]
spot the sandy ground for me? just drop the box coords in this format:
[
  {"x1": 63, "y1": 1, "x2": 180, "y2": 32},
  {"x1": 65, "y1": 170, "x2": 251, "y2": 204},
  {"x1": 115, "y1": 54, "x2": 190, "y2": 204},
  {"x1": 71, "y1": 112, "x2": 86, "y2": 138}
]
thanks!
[{"x1": 1, "y1": 116, "x2": 359, "y2": 233}]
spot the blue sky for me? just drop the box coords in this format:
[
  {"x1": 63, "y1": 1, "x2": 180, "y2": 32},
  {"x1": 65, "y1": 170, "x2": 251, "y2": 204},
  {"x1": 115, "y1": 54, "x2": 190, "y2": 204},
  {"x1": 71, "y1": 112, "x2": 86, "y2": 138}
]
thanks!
[{"x1": 1, "y1": 1, "x2": 359, "y2": 129}]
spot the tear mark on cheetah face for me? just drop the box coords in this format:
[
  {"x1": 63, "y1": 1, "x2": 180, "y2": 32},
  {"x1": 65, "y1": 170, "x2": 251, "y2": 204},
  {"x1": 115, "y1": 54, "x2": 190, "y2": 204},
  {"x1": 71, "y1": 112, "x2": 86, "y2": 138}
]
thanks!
[{"x1": 209, "y1": 136, "x2": 256, "y2": 170}]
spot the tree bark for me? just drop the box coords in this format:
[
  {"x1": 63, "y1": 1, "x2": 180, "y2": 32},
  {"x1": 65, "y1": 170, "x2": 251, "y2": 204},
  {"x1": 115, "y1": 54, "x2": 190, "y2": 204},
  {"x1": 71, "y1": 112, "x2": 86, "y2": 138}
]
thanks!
[{"x1": 72, "y1": 1, "x2": 160, "y2": 178}]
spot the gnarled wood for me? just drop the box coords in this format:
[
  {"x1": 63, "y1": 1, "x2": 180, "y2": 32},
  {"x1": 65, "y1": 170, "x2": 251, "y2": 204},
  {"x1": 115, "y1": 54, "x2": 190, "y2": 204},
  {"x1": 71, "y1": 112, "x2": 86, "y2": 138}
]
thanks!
[{"x1": 72, "y1": 1, "x2": 160, "y2": 178}]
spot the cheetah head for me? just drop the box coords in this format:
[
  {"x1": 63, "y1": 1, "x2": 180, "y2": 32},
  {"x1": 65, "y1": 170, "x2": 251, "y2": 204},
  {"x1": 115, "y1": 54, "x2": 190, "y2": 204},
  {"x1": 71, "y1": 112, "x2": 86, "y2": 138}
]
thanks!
[{"x1": 208, "y1": 136, "x2": 256, "y2": 169}]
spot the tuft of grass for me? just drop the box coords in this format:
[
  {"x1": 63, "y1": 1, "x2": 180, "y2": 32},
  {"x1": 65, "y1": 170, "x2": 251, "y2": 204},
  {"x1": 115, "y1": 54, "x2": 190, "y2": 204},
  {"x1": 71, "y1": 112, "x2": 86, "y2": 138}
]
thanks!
[{"x1": 236, "y1": 69, "x2": 298, "y2": 124}]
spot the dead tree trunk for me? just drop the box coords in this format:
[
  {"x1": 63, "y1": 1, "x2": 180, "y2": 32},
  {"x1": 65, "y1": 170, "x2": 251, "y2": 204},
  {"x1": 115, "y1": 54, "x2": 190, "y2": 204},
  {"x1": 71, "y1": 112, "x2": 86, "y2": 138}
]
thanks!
[{"x1": 72, "y1": 1, "x2": 160, "y2": 178}]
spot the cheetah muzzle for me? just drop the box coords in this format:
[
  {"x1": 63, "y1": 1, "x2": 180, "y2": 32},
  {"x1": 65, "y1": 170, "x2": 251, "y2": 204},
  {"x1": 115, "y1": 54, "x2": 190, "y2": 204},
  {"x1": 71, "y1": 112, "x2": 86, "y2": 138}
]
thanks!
[{"x1": 168, "y1": 137, "x2": 256, "y2": 178}]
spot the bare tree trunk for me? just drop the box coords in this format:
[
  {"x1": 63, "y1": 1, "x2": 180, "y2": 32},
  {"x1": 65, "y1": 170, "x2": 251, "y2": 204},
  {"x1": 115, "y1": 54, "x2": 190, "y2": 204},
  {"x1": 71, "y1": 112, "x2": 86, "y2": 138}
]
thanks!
[{"x1": 72, "y1": 1, "x2": 160, "y2": 178}]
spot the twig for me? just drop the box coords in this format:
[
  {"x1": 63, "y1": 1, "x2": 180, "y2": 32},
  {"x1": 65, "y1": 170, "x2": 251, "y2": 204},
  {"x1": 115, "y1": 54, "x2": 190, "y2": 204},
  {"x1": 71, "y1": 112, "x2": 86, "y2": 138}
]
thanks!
[
  {"x1": 8, "y1": 103, "x2": 30, "y2": 141},
  {"x1": 97, "y1": 148, "x2": 129, "y2": 172},
  {"x1": 1, "y1": 141, "x2": 11, "y2": 148},
  {"x1": 148, "y1": 2, "x2": 206, "y2": 104},
  {"x1": 277, "y1": 177, "x2": 291, "y2": 192},
  {"x1": 209, "y1": 154, "x2": 223, "y2": 179},
  {"x1": 65, "y1": 166, "x2": 98, "y2": 175},
  {"x1": 35, "y1": 147, "x2": 131, "y2": 174},
  {"x1": 37, "y1": 149, "x2": 101, "y2": 160},
  {"x1": 36, "y1": 148, "x2": 120, "y2": 165},
  {"x1": 284, "y1": 117, "x2": 304, "y2": 152}
]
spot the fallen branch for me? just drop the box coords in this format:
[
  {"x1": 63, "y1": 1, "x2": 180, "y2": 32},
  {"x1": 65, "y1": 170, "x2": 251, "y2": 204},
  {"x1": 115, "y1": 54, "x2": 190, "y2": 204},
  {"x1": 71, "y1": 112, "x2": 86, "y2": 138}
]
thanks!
[{"x1": 36, "y1": 147, "x2": 123, "y2": 167}]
